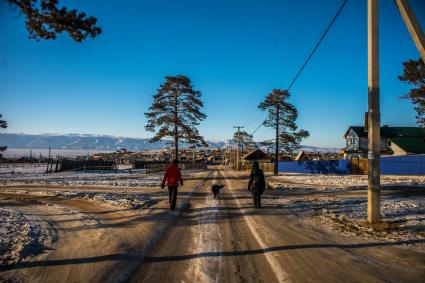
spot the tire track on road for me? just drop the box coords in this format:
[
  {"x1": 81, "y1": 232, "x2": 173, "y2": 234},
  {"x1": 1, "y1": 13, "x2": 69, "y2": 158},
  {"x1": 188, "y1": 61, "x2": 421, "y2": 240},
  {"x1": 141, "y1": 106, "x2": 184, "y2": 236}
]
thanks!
[{"x1": 222, "y1": 170, "x2": 291, "y2": 283}]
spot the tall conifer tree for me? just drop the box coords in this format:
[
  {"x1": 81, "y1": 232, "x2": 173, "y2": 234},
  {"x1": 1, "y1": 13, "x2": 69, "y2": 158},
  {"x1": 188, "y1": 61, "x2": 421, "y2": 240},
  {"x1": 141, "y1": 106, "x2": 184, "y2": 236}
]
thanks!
[
  {"x1": 258, "y1": 89, "x2": 309, "y2": 174},
  {"x1": 145, "y1": 75, "x2": 207, "y2": 162}
]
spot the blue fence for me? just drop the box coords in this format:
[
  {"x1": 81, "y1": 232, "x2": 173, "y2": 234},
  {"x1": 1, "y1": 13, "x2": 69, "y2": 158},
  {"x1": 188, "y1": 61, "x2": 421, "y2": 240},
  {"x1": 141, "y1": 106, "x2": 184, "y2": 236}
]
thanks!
[
  {"x1": 278, "y1": 159, "x2": 351, "y2": 174},
  {"x1": 381, "y1": 155, "x2": 425, "y2": 175},
  {"x1": 278, "y1": 155, "x2": 425, "y2": 175}
]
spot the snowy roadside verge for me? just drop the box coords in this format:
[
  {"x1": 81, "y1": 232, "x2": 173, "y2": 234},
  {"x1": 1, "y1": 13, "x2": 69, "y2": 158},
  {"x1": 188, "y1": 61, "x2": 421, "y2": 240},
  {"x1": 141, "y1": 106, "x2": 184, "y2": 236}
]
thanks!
[
  {"x1": 267, "y1": 174, "x2": 425, "y2": 190},
  {"x1": 309, "y1": 196, "x2": 425, "y2": 246},
  {"x1": 68, "y1": 191, "x2": 157, "y2": 210},
  {"x1": 0, "y1": 207, "x2": 52, "y2": 266},
  {"x1": 267, "y1": 174, "x2": 425, "y2": 247},
  {"x1": 2, "y1": 189, "x2": 157, "y2": 211},
  {"x1": 0, "y1": 190, "x2": 156, "y2": 267}
]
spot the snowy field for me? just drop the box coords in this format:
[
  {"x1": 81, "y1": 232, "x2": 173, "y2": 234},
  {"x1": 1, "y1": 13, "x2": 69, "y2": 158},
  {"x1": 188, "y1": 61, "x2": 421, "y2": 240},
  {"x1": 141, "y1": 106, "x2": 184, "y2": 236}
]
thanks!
[
  {"x1": 0, "y1": 163, "x2": 48, "y2": 174},
  {"x1": 0, "y1": 164, "x2": 163, "y2": 187},
  {"x1": 314, "y1": 196, "x2": 425, "y2": 244},
  {"x1": 268, "y1": 173, "x2": 425, "y2": 245},
  {"x1": 268, "y1": 173, "x2": 425, "y2": 189}
]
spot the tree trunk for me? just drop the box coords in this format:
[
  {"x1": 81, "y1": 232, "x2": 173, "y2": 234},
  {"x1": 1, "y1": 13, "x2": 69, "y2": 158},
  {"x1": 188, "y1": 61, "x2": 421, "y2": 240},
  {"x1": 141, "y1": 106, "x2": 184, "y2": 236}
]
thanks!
[
  {"x1": 274, "y1": 105, "x2": 279, "y2": 175},
  {"x1": 174, "y1": 123, "x2": 179, "y2": 163},
  {"x1": 174, "y1": 95, "x2": 179, "y2": 163}
]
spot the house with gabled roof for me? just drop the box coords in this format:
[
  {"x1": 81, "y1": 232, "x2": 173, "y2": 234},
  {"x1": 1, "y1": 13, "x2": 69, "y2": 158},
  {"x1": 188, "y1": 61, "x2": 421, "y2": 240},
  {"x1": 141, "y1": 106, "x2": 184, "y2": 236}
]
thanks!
[
  {"x1": 343, "y1": 126, "x2": 425, "y2": 158},
  {"x1": 243, "y1": 148, "x2": 272, "y2": 163}
]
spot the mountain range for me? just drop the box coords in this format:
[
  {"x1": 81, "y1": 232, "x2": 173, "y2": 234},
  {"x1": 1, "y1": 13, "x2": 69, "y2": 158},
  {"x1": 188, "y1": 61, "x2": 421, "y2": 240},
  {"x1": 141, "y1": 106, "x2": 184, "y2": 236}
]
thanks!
[{"x1": 0, "y1": 133, "x2": 340, "y2": 153}]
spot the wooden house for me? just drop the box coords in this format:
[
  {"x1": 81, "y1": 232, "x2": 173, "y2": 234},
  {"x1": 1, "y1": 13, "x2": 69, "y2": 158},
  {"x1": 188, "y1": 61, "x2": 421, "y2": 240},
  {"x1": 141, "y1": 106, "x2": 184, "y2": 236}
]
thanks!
[{"x1": 343, "y1": 126, "x2": 425, "y2": 158}]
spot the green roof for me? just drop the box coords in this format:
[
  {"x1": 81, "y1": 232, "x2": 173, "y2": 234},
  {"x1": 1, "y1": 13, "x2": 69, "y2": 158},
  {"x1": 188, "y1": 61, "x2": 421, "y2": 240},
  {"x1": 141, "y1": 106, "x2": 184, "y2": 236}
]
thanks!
[
  {"x1": 391, "y1": 137, "x2": 425, "y2": 153},
  {"x1": 345, "y1": 126, "x2": 425, "y2": 138}
]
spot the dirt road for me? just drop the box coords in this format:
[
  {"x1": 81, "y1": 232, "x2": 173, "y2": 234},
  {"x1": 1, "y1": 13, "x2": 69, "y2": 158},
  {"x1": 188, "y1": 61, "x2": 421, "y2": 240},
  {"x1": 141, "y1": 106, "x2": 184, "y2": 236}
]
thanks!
[{"x1": 1, "y1": 169, "x2": 424, "y2": 282}]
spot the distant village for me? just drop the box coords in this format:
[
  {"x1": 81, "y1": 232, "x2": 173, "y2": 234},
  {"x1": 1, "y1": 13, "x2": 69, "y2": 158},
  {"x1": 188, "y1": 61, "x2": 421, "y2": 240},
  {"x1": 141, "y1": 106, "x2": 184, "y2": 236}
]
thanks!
[{"x1": 0, "y1": 125, "x2": 425, "y2": 168}]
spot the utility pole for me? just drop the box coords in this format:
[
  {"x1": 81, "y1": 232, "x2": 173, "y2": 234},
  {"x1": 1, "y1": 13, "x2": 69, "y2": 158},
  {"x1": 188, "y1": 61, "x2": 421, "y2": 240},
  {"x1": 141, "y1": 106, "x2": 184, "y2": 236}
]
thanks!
[
  {"x1": 367, "y1": 0, "x2": 381, "y2": 224},
  {"x1": 395, "y1": 0, "x2": 425, "y2": 63},
  {"x1": 233, "y1": 126, "x2": 244, "y2": 171}
]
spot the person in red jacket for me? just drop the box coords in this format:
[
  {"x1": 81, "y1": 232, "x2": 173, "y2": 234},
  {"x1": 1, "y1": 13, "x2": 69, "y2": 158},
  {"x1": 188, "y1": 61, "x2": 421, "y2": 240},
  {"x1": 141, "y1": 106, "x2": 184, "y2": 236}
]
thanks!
[{"x1": 161, "y1": 159, "x2": 183, "y2": 210}]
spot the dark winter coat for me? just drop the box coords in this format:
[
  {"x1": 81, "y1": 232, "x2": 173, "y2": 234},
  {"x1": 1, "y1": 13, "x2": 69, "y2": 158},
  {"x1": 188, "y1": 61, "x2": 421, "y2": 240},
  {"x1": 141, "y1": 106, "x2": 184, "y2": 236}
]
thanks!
[{"x1": 248, "y1": 168, "x2": 266, "y2": 194}]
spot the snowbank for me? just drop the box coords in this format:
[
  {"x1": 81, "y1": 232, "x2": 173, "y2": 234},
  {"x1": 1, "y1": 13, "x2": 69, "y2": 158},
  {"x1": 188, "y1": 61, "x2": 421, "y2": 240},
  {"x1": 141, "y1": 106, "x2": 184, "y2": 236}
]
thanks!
[
  {"x1": 0, "y1": 207, "x2": 50, "y2": 266},
  {"x1": 66, "y1": 191, "x2": 156, "y2": 210},
  {"x1": 3, "y1": 189, "x2": 156, "y2": 211},
  {"x1": 308, "y1": 196, "x2": 425, "y2": 245}
]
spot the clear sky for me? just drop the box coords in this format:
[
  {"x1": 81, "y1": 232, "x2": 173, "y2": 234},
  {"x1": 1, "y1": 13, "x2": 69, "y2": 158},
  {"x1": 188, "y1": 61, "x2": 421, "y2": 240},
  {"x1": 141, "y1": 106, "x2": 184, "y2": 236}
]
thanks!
[{"x1": 1, "y1": 0, "x2": 424, "y2": 147}]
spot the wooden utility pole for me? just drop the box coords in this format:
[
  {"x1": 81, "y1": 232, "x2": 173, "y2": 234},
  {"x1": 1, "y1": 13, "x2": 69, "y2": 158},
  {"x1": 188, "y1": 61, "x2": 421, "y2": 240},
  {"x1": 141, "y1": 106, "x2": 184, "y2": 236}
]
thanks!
[
  {"x1": 395, "y1": 0, "x2": 425, "y2": 63},
  {"x1": 233, "y1": 126, "x2": 244, "y2": 171},
  {"x1": 367, "y1": 0, "x2": 381, "y2": 224}
]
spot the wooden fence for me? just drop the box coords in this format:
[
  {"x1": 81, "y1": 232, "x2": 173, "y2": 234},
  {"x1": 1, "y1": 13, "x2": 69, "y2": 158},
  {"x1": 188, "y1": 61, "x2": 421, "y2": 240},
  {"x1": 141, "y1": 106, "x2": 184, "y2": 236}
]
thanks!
[
  {"x1": 351, "y1": 158, "x2": 368, "y2": 175},
  {"x1": 242, "y1": 162, "x2": 274, "y2": 173},
  {"x1": 145, "y1": 162, "x2": 207, "y2": 173}
]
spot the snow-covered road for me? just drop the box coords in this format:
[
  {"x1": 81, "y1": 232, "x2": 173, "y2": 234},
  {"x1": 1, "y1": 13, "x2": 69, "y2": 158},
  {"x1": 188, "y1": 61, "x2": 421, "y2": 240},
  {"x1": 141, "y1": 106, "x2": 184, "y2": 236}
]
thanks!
[{"x1": 1, "y1": 169, "x2": 424, "y2": 283}]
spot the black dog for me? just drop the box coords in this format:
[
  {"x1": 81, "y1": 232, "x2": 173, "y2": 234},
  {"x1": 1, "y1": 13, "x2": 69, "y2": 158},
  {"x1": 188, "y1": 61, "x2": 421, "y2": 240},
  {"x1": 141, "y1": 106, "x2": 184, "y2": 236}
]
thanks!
[{"x1": 211, "y1": 184, "x2": 224, "y2": 198}]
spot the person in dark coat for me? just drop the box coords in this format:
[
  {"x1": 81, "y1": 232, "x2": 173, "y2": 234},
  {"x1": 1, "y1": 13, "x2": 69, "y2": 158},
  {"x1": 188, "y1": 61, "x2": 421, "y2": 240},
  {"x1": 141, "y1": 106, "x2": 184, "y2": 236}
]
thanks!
[
  {"x1": 248, "y1": 161, "x2": 266, "y2": 208},
  {"x1": 161, "y1": 159, "x2": 183, "y2": 210}
]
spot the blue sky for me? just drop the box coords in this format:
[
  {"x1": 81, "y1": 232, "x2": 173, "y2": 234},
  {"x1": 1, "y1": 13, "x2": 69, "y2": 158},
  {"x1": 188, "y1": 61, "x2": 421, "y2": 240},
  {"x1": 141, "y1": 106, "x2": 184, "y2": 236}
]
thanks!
[{"x1": 1, "y1": 0, "x2": 424, "y2": 147}]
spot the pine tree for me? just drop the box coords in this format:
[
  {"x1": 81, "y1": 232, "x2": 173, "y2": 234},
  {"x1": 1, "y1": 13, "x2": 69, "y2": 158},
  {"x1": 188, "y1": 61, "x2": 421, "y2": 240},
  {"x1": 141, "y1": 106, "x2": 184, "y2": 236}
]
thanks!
[
  {"x1": 0, "y1": 114, "x2": 7, "y2": 129},
  {"x1": 0, "y1": 114, "x2": 7, "y2": 152},
  {"x1": 145, "y1": 75, "x2": 207, "y2": 162},
  {"x1": 258, "y1": 89, "x2": 309, "y2": 174},
  {"x1": 7, "y1": 0, "x2": 101, "y2": 42},
  {"x1": 232, "y1": 130, "x2": 255, "y2": 155},
  {"x1": 399, "y1": 58, "x2": 425, "y2": 127}
]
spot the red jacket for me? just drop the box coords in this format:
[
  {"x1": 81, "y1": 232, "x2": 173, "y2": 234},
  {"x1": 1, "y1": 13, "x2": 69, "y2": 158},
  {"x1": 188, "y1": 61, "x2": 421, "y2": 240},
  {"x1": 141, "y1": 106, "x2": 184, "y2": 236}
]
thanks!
[{"x1": 162, "y1": 164, "x2": 183, "y2": 187}]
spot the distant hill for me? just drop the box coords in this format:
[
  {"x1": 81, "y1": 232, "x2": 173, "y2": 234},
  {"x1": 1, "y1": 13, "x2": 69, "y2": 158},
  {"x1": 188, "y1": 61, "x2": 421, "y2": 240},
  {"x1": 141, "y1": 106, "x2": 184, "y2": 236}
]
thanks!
[
  {"x1": 0, "y1": 133, "x2": 225, "y2": 151},
  {"x1": 298, "y1": 145, "x2": 340, "y2": 153},
  {"x1": 0, "y1": 133, "x2": 340, "y2": 153}
]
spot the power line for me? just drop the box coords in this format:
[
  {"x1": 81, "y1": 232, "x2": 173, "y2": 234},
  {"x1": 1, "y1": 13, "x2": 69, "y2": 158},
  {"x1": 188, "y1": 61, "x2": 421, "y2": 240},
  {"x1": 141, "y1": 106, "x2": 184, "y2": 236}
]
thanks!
[
  {"x1": 250, "y1": 0, "x2": 348, "y2": 136},
  {"x1": 287, "y1": 0, "x2": 348, "y2": 91},
  {"x1": 234, "y1": 0, "x2": 295, "y2": 125}
]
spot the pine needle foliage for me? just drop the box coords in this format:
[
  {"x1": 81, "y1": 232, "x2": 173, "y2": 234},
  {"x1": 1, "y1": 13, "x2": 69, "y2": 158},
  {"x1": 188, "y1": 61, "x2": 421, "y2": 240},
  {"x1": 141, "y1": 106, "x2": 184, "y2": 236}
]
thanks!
[
  {"x1": 258, "y1": 89, "x2": 309, "y2": 154},
  {"x1": 399, "y1": 58, "x2": 425, "y2": 127},
  {"x1": 145, "y1": 75, "x2": 207, "y2": 161},
  {"x1": 8, "y1": 0, "x2": 101, "y2": 42}
]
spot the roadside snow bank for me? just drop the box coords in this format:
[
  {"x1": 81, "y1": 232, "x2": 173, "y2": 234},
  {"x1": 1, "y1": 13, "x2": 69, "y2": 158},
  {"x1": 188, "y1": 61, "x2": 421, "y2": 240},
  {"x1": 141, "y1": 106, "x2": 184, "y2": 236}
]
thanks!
[
  {"x1": 0, "y1": 208, "x2": 50, "y2": 266},
  {"x1": 3, "y1": 189, "x2": 156, "y2": 211},
  {"x1": 68, "y1": 192, "x2": 156, "y2": 210},
  {"x1": 310, "y1": 196, "x2": 425, "y2": 245}
]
